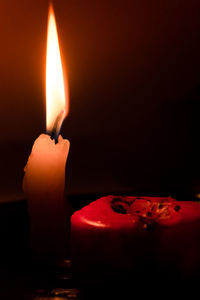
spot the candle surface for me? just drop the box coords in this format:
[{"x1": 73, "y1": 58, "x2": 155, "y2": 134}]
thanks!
[
  {"x1": 23, "y1": 134, "x2": 70, "y2": 259},
  {"x1": 71, "y1": 195, "x2": 200, "y2": 283}
]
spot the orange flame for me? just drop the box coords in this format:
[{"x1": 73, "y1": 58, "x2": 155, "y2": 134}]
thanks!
[{"x1": 46, "y1": 4, "x2": 69, "y2": 134}]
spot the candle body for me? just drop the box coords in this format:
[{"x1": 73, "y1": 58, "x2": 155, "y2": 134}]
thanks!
[
  {"x1": 23, "y1": 134, "x2": 70, "y2": 260},
  {"x1": 71, "y1": 196, "x2": 200, "y2": 283}
]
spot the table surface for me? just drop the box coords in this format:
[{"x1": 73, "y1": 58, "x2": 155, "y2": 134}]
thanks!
[{"x1": 0, "y1": 195, "x2": 199, "y2": 299}]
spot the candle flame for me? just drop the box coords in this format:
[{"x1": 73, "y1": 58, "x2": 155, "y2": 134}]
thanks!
[{"x1": 46, "y1": 4, "x2": 69, "y2": 135}]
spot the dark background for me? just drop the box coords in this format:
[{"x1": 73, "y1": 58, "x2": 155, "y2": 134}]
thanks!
[
  {"x1": 0, "y1": 1, "x2": 200, "y2": 297},
  {"x1": 0, "y1": 0, "x2": 200, "y2": 203}
]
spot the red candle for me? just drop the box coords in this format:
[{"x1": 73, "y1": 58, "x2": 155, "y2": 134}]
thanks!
[{"x1": 71, "y1": 195, "x2": 200, "y2": 283}]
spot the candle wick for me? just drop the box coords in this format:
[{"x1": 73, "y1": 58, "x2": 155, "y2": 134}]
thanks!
[
  {"x1": 48, "y1": 110, "x2": 65, "y2": 144},
  {"x1": 50, "y1": 128, "x2": 59, "y2": 144}
]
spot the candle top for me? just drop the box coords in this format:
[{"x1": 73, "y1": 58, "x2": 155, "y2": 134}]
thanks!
[{"x1": 72, "y1": 196, "x2": 200, "y2": 230}]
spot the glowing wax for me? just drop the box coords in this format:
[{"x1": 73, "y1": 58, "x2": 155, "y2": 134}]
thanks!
[{"x1": 23, "y1": 134, "x2": 70, "y2": 259}]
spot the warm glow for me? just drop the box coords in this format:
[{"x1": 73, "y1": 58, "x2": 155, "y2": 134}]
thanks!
[{"x1": 46, "y1": 4, "x2": 68, "y2": 135}]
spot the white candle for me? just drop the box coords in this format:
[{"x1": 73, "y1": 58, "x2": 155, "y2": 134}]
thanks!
[
  {"x1": 23, "y1": 4, "x2": 70, "y2": 260},
  {"x1": 23, "y1": 134, "x2": 70, "y2": 259}
]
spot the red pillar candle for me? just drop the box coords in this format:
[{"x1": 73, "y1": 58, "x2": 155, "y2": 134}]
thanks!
[{"x1": 71, "y1": 195, "x2": 200, "y2": 283}]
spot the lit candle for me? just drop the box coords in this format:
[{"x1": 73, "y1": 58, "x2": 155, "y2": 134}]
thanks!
[
  {"x1": 23, "y1": 4, "x2": 70, "y2": 260},
  {"x1": 71, "y1": 195, "x2": 200, "y2": 282}
]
